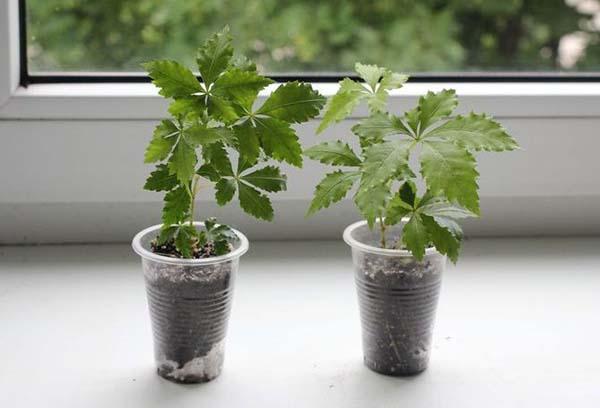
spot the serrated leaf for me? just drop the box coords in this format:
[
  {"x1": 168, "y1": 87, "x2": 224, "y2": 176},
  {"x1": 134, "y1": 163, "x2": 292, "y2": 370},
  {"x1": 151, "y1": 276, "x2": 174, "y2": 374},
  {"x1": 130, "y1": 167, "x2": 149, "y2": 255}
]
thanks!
[
  {"x1": 352, "y1": 112, "x2": 411, "y2": 148},
  {"x1": 185, "y1": 125, "x2": 236, "y2": 147},
  {"x1": 230, "y1": 55, "x2": 257, "y2": 72},
  {"x1": 162, "y1": 186, "x2": 190, "y2": 226},
  {"x1": 238, "y1": 182, "x2": 274, "y2": 221},
  {"x1": 175, "y1": 224, "x2": 197, "y2": 259},
  {"x1": 307, "y1": 170, "x2": 360, "y2": 216},
  {"x1": 168, "y1": 97, "x2": 206, "y2": 117},
  {"x1": 207, "y1": 95, "x2": 240, "y2": 124},
  {"x1": 379, "y1": 71, "x2": 409, "y2": 91},
  {"x1": 196, "y1": 163, "x2": 220, "y2": 182},
  {"x1": 430, "y1": 216, "x2": 463, "y2": 238},
  {"x1": 317, "y1": 78, "x2": 368, "y2": 134},
  {"x1": 360, "y1": 140, "x2": 413, "y2": 190},
  {"x1": 399, "y1": 180, "x2": 417, "y2": 207},
  {"x1": 416, "y1": 89, "x2": 458, "y2": 133},
  {"x1": 168, "y1": 140, "x2": 197, "y2": 183},
  {"x1": 304, "y1": 141, "x2": 362, "y2": 166},
  {"x1": 256, "y1": 81, "x2": 325, "y2": 123},
  {"x1": 212, "y1": 69, "x2": 273, "y2": 111},
  {"x1": 425, "y1": 113, "x2": 519, "y2": 151},
  {"x1": 355, "y1": 182, "x2": 391, "y2": 228},
  {"x1": 215, "y1": 178, "x2": 236, "y2": 205},
  {"x1": 157, "y1": 225, "x2": 178, "y2": 245},
  {"x1": 254, "y1": 117, "x2": 303, "y2": 167},
  {"x1": 385, "y1": 195, "x2": 413, "y2": 226},
  {"x1": 142, "y1": 60, "x2": 202, "y2": 98},
  {"x1": 202, "y1": 142, "x2": 233, "y2": 176},
  {"x1": 402, "y1": 214, "x2": 429, "y2": 260},
  {"x1": 241, "y1": 166, "x2": 287, "y2": 192},
  {"x1": 234, "y1": 120, "x2": 261, "y2": 165},
  {"x1": 420, "y1": 140, "x2": 480, "y2": 214},
  {"x1": 144, "y1": 120, "x2": 178, "y2": 163},
  {"x1": 419, "y1": 201, "x2": 476, "y2": 219},
  {"x1": 421, "y1": 214, "x2": 461, "y2": 263},
  {"x1": 355, "y1": 63, "x2": 386, "y2": 90},
  {"x1": 144, "y1": 164, "x2": 178, "y2": 192},
  {"x1": 196, "y1": 26, "x2": 233, "y2": 85}
]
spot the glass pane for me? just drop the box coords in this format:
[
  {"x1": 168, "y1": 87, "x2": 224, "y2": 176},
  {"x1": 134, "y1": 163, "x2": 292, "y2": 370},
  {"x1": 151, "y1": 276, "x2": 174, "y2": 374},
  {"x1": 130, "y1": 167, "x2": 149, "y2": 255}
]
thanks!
[{"x1": 26, "y1": 0, "x2": 600, "y2": 74}]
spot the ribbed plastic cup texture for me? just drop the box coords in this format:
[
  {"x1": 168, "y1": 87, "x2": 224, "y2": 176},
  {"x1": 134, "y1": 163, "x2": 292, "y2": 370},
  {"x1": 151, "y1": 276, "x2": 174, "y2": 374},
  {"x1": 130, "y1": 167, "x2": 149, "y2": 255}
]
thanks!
[
  {"x1": 132, "y1": 223, "x2": 248, "y2": 383},
  {"x1": 344, "y1": 220, "x2": 446, "y2": 376}
]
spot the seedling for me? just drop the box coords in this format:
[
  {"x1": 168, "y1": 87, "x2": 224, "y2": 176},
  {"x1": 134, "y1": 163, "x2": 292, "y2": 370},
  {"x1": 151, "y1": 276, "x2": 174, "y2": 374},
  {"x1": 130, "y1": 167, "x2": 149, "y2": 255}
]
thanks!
[
  {"x1": 143, "y1": 27, "x2": 325, "y2": 258},
  {"x1": 306, "y1": 63, "x2": 518, "y2": 262}
]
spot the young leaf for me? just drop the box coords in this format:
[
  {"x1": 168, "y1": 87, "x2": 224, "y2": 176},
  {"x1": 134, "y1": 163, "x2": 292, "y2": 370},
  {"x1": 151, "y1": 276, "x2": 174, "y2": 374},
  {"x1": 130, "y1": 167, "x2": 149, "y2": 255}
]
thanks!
[
  {"x1": 238, "y1": 182, "x2": 274, "y2": 221},
  {"x1": 142, "y1": 60, "x2": 202, "y2": 98},
  {"x1": 212, "y1": 69, "x2": 273, "y2": 111},
  {"x1": 215, "y1": 178, "x2": 236, "y2": 205},
  {"x1": 360, "y1": 140, "x2": 413, "y2": 190},
  {"x1": 254, "y1": 117, "x2": 303, "y2": 167},
  {"x1": 240, "y1": 166, "x2": 287, "y2": 192},
  {"x1": 257, "y1": 81, "x2": 326, "y2": 123},
  {"x1": 351, "y1": 112, "x2": 411, "y2": 147},
  {"x1": 157, "y1": 225, "x2": 178, "y2": 245},
  {"x1": 355, "y1": 63, "x2": 386, "y2": 89},
  {"x1": 162, "y1": 186, "x2": 191, "y2": 226},
  {"x1": 421, "y1": 214, "x2": 461, "y2": 263},
  {"x1": 306, "y1": 170, "x2": 360, "y2": 216},
  {"x1": 355, "y1": 182, "x2": 390, "y2": 228},
  {"x1": 168, "y1": 140, "x2": 198, "y2": 184},
  {"x1": 378, "y1": 70, "x2": 409, "y2": 92},
  {"x1": 304, "y1": 141, "x2": 362, "y2": 166},
  {"x1": 196, "y1": 26, "x2": 233, "y2": 85},
  {"x1": 420, "y1": 140, "x2": 480, "y2": 214},
  {"x1": 144, "y1": 120, "x2": 178, "y2": 163},
  {"x1": 425, "y1": 113, "x2": 519, "y2": 151},
  {"x1": 399, "y1": 180, "x2": 417, "y2": 207},
  {"x1": 402, "y1": 214, "x2": 429, "y2": 260},
  {"x1": 317, "y1": 78, "x2": 368, "y2": 134},
  {"x1": 144, "y1": 164, "x2": 178, "y2": 192},
  {"x1": 415, "y1": 89, "x2": 458, "y2": 133},
  {"x1": 175, "y1": 225, "x2": 198, "y2": 259}
]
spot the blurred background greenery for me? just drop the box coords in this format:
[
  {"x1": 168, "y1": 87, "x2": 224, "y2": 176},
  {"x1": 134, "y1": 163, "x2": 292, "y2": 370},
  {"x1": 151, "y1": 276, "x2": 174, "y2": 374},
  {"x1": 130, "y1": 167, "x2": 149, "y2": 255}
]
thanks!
[{"x1": 26, "y1": 0, "x2": 600, "y2": 74}]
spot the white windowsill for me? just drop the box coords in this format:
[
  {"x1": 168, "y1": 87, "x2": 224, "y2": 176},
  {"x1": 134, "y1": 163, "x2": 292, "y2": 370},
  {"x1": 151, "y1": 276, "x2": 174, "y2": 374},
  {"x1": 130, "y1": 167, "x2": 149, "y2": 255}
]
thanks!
[{"x1": 1, "y1": 238, "x2": 599, "y2": 407}]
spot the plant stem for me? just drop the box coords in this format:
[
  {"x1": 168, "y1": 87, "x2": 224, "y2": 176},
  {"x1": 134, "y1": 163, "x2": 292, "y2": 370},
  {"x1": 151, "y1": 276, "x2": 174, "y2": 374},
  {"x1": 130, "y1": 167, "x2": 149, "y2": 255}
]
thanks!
[
  {"x1": 189, "y1": 175, "x2": 200, "y2": 227},
  {"x1": 379, "y1": 214, "x2": 386, "y2": 248}
]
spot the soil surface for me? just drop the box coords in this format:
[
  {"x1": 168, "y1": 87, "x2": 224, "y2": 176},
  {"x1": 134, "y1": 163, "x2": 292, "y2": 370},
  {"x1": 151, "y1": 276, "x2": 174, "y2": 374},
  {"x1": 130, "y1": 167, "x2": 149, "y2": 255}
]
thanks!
[
  {"x1": 143, "y1": 257, "x2": 236, "y2": 383},
  {"x1": 150, "y1": 237, "x2": 231, "y2": 259},
  {"x1": 353, "y1": 250, "x2": 445, "y2": 376}
]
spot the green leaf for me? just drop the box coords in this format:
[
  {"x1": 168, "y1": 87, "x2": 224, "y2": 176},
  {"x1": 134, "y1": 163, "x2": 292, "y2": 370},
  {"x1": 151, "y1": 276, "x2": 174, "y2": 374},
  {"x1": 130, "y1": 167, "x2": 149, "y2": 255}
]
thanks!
[
  {"x1": 168, "y1": 97, "x2": 206, "y2": 117},
  {"x1": 144, "y1": 120, "x2": 178, "y2": 163},
  {"x1": 304, "y1": 141, "x2": 362, "y2": 166},
  {"x1": 355, "y1": 182, "x2": 391, "y2": 228},
  {"x1": 157, "y1": 225, "x2": 178, "y2": 245},
  {"x1": 402, "y1": 214, "x2": 429, "y2": 260},
  {"x1": 168, "y1": 140, "x2": 197, "y2": 184},
  {"x1": 196, "y1": 26, "x2": 233, "y2": 85},
  {"x1": 207, "y1": 95, "x2": 240, "y2": 124},
  {"x1": 196, "y1": 164, "x2": 220, "y2": 182},
  {"x1": 185, "y1": 125, "x2": 236, "y2": 147},
  {"x1": 421, "y1": 214, "x2": 461, "y2": 263},
  {"x1": 142, "y1": 60, "x2": 202, "y2": 98},
  {"x1": 175, "y1": 224, "x2": 197, "y2": 259},
  {"x1": 360, "y1": 140, "x2": 413, "y2": 190},
  {"x1": 238, "y1": 182, "x2": 274, "y2": 221},
  {"x1": 212, "y1": 69, "x2": 273, "y2": 111},
  {"x1": 257, "y1": 81, "x2": 326, "y2": 123},
  {"x1": 241, "y1": 166, "x2": 287, "y2": 192},
  {"x1": 144, "y1": 164, "x2": 178, "y2": 192},
  {"x1": 355, "y1": 63, "x2": 386, "y2": 89},
  {"x1": 420, "y1": 140, "x2": 480, "y2": 214},
  {"x1": 254, "y1": 117, "x2": 303, "y2": 167},
  {"x1": 162, "y1": 186, "x2": 190, "y2": 226},
  {"x1": 306, "y1": 170, "x2": 360, "y2": 216},
  {"x1": 378, "y1": 70, "x2": 409, "y2": 92},
  {"x1": 415, "y1": 89, "x2": 458, "y2": 133},
  {"x1": 419, "y1": 200, "x2": 475, "y2": 219},
  {"x1": 399, "y1": 180, "x2": 417, "y2": 207},
  {"x1": 202, "y1": 142, "x2": 233, "y2": 176},
  {"x1": 317, "y1": 78, "x2": 368, "y2": 134},
  {"x1": 234, "y1": 120, "x2": 261, "y2": 166},
  {"x1": 384, "y1": 194, "x2": 412, "y2": 226},
  {"x1": 215, "y1": 178, "x2": 236, "y2": 205},
  {"x1": 425, "y1": 113, "x2": 519, "y2": 151},
  {"x1": 351, "y1": 112, "x2": 411, "y2": 147}
]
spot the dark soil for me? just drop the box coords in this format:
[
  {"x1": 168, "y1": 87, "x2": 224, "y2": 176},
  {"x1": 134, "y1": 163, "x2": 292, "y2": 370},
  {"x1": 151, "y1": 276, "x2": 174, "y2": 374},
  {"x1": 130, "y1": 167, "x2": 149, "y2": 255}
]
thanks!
[
  {"x1": 150, "y1": 237, "x2": 231, "y2": 259},
  {"x1": 143, "y1": 257, "x2": 236, "y2": 383},
  {"x1": 353, "y1": 250, "x2": 445, "y2": 376}
]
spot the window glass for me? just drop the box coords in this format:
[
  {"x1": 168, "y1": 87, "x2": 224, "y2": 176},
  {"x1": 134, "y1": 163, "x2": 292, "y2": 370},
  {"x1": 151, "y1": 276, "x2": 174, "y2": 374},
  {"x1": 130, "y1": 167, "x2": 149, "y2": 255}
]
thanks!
[{"x1": 26, "y1": 0, "x2": 600, "y2": 74}]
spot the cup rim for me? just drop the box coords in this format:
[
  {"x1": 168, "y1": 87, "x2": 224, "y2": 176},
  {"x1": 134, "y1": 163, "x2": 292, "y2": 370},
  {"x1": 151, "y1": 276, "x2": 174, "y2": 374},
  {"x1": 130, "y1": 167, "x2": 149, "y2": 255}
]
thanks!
[
  {"x1": 343, "y1": 219, "x2": 440, "y2": 257},
  {"x1": 132, "y1": 222, "x2": 249, "y2": 266}
]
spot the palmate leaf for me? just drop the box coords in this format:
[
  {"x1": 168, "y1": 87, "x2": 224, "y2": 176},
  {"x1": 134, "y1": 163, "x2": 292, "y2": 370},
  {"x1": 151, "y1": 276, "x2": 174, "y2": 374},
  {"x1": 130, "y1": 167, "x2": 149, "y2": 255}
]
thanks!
[
  {"x1": 355, "y1": 63, "x2": 387, "y2": 89},
  {"x1": 355, "y1": 182, "x2": 391, "y2": 228},
  {"x1": 306, "y1": 170, "x2": 360, "y2": 216},
  {"x1": 411, "y1": 89, "x2": 458, "y2": 133},
  {"x1": 304, "y1": 141, "x2": 362, "y2": 166},
  {"x1": 421, "y1": 215, "x2": 461, "y2": 263},
  {"x1": 257, "y1": 81, "x2": 326, "y2": 123},
  {"x1": 184, "y1": 125, "x2": 236, "y2": 147},
  {"x1": 254, "y1": 117, "x2": 303, "y2": 167},
  {"x1": 162, "y1": 186, "x2": 191, "y2": 226},
  {"x1": 240, "y1": 166, "x2": 287, "y2": 192},
  {"x1": 144, "y1": 120, "x2": 179, "y2": 163},
  {"x1": 238, "y1": 182, "x2": 274, "y2": 221},
  {"x1": 144, "y1": 164, "x2": 178, "y2": 192},
  {"x1": 368, "y1": 71, "x2": 409, "y2": 112},
  {"x1": 317, "y1": 78, "x2": 368, "y2": 134},
  {"x1": 207, "y1": 95, "x2": 240, "y2": 124},
  {"x1": 402, "y1": 214, "x2": 429, "y2": 260},
  {"x1": 168, "y1": 139, "x2": 197, "y2": 184},
  {"x1": 196, "y1": 26, "x2": 233, "y2": 86},
  {"x1": 352, "y1": 112, "x2": 412, "y2": 147},
  {"x1": 212, "y1": 69, "x2": 274, "y2": 111},
  {"x1": 142, "y1": 60, "x2": 202, "y2": 99},
  {"x1": 202, "y1": 142, "x2": 234, "y2": 176},
  {"x1": 425, "y1": 112, "x2": 519, "y2": 152},
  {"x1": 234, "y1": 121, "x2": 261, "y2": 165},
  {"x1": 420, "y1": 140, "x2": 480, "y2": 214},
  {"x1": 360, "y1": 140, "x2": 413, "y2": 190},
  {"x1": 215, "y1": 178, "x2": 236, "y2": 205}
]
